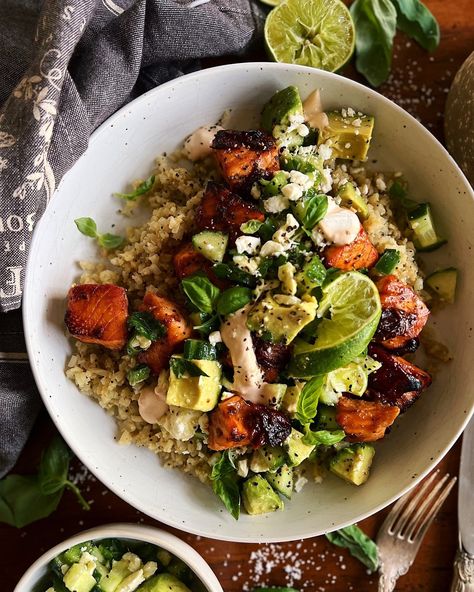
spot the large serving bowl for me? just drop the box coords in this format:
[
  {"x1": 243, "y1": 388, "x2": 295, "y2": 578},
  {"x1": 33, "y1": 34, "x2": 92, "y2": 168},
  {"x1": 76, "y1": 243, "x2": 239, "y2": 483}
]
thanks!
[
  {"x1": 24, "y1": 62, "x2": 474, "y2": 542},
  {"x1": 13, "y1": 523, "x2": 223, "y2": 592}
]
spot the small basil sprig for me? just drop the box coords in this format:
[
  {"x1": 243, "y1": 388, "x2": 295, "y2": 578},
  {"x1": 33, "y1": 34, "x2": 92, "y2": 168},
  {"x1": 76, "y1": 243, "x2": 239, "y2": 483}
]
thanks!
[
  {"x1": 296, "y1": 376, "x2": 325, "y2": 424},
  {"x1": 127, "y1": 364, "x2": 151, "y2": 386},
  {"x1": 216, "y1": 287, "x2": 253, "y2": 316},
  {"x1": 128, "y1": 312, "x2": 166, "y2": 341},
  {"x1": 75, "y1": 217, "x2": 125, "y2": 250},
  {"x1": 390, "y1": 0, "x2": 439, "y2": 51},
  {"x1": 114, "y1": 174, "x2": 155, "y2": 201},
  {"x1": 0, "y1": 436, "x2": 89, "y2": 528},
  {"x1": 293, "y1": 191, "x2": 328, "y2": 231},
  {"x1": 240, "y1": 219, "x2": 264, "y2": 234},
  {"x1": 326, "y1": 524, "x2": 379, "y2": 572},
  {"x1": 210, "y1": 451, "x2": 240, "y2": 520},
  {"x1": 182, "y1": 273, "x2": 220, "y2": 314},
  {"x1": 302, "y1": 427, "x2": 345, "y2": 446},
  {"x1": 170, "y1": 357, "x2": 209, "y2": 378}
]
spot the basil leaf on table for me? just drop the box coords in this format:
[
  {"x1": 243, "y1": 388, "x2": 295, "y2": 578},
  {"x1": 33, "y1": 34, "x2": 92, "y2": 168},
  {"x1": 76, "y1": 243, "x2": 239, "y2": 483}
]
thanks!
[
  {"x1": 216, "y1": 286, "x2": 253, "y2": 316},
  {"x1": 391, "y1": 0, "x2": 440, "y2": 51},
  {"x1": 170, "y1": 358, "x2": 209, "y2": 378},
  {"x1": 302, "y1": 427, "x2": 346, "y2": 446},
  {"x1": 210, "y1": 451, "x2": 241, "y2": 520},
  {"x1": 326, "y1": 524, "x2": 379, "y2": 572},
  {"x1": 296, "y1": 375, "x2": 325, "y2": 425},
  {"x1": 114, "y1": 174, "x2": 156, "y2": 201},
  {"x1": 128, "y1": 311, "x2": 166, "y2": 341},
  {"x1": 350, "y1": 0, "x2": 397, "y2": 87},
  {"x1": 182, "y1": 273, "x2": 221, "y2": 314}
]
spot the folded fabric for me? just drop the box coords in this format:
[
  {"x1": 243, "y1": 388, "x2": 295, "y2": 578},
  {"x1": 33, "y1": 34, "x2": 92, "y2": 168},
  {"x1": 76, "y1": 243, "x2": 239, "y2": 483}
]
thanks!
[{"x1": 0, "y1": 0, "x2": 263, "y2": 476}]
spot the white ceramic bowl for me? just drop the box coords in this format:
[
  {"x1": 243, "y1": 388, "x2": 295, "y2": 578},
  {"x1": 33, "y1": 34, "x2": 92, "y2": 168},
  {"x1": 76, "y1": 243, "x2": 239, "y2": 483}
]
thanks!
[
  {"x1": 13, "y1": 523, "x2": 223, "y2": 592},
  {"x1": 24, "y1": 62, "x2": 474, "y2": 542}
]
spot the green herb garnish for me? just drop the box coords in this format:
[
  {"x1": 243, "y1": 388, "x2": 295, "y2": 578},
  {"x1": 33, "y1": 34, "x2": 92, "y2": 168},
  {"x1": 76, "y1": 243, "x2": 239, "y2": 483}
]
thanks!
[
  {"x1": 74, "y1": 217, "x2": 125, "y2": 250},
  {"x1": 114, "y1": 174, "x2": 155, "y2": 201},
  {"x1": 127, "y1": 364, "x2": 151, "y2": 386},
  {"x1": 128, "y1": 311, "x2": 166, "y2": 341},
  {"x1": 296, "y1": 375, "x2": 325, "y2": 425},
  {"x1": 326, "y1": 524, "x2": 379, "y2": 572},
  {"x1": 216, "y1": 286, "x2": 253, "y2": 316},
  {"x1": 170, "y1": 358, "x2": 209, "y2": 379},
  {"x1": 210, "y1": 451, "x2": 240, "y2": 520},
  {"x1": 181, "y1": 273, "x2": 221, "y2": 314}
]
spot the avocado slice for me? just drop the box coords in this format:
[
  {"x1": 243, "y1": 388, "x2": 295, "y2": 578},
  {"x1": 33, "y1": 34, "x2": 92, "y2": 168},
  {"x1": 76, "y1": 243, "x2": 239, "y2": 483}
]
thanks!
[
  {"x1": 337, "y1": 182, "x2": 369, "y2": 219},
  {"x1": 247, "y1": 294, "x2": 318, "y2": 345},
  {"x1": 284, "y1": 428, "x2": 315, "y2": 467},
  {"x1": 63, "y1": 563, "x2": 96, "y2": 592},
  {"x1": 166, "y1": 356, "x2": 222, "y2": 412},
  {"x1": 136, "y1": 573, "x2": 191, "y2": 592},
  {"x1": 261, "y1": 86, "x2": 305, "y2": 149},
  {"x1": 318, "y1": 111, "x2": 374, "y2": 161},
  {"x1": 330, "y1": 443, "x2": 375, "y2": 485},
  {"x1": 266, "y1": 464, "x2": 293, "y2": 499},
  {"x1": 242, "y1": 475, "x2": 284, "y2": 515},
  {"x1": 250, "y1": 445, "x2": 286, "y2": 473}
]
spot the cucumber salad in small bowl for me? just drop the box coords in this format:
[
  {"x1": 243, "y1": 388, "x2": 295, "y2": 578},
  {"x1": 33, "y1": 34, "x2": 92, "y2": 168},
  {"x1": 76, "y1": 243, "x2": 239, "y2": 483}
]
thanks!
[{"x1": 62, "y1": 83, "x2": 457, "y2": 520}]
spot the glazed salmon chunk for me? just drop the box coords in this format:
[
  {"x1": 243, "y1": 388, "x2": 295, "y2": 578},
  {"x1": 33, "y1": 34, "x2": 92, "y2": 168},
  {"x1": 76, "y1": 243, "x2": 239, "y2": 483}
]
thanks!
[
  {"x1": 336, "y1": 396, "x2": 400, "y2": 442},
  {"x1": 65, "y1": 284, "x2": 128, "y2": 350},
  {"x1": 323, "y1": 226, "x2": 379, "y2": 270}
]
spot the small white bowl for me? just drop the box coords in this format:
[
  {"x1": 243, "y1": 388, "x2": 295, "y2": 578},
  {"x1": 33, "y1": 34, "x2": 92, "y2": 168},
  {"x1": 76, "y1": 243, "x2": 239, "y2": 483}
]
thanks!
[{"x1": 13, "y1": 523, "x2": 223, "y2": 592}]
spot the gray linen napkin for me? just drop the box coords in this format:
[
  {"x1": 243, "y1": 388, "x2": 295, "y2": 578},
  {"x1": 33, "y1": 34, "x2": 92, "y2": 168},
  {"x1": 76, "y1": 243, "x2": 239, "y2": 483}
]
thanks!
[{"x1": 0, "y1": 0, "x2": 263, "y2": 476}]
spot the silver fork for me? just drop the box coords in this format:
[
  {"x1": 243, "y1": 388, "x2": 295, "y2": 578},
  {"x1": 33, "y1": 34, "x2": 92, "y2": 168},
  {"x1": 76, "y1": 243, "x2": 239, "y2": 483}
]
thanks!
[{"x1": 376, "y1": 470, "x2": 457, "y2": 591}]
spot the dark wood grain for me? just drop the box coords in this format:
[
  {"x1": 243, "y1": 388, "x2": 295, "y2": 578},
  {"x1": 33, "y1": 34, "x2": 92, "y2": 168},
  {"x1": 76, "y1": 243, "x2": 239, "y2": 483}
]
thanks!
[{"x1": 2, "y1": 1, "x2": 473, "y2": 590}]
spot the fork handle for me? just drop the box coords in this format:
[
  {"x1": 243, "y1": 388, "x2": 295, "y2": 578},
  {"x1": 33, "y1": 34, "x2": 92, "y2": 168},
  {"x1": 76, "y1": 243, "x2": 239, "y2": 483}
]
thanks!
[{"x1": 450, "y1": 548, "x2": 474, "y2": 592}]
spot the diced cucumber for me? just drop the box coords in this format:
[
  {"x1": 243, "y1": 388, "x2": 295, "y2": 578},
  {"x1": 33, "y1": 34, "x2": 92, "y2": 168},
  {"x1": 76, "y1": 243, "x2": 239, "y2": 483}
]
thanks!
[
  {"x1": 284, "y1": 428, "x2": 315, "y2": 467},
  {"x1": 259, "y1": 171, "x2": 288, "y2": 197},
  {"x1": 63, "y1": 563, "x2": 96, "y2": 592},
  {"x1": 98, "y1": 559, "x2": 131, "y2": 592},
  {"x1": 337, "y1": 182, "x2": 369, "y2": 219},
  {"x1": 314, "y1": 405, "x2": 339, "y2": 430},
  {"x1": 280, "y1": 148, "x2": 322, "y2": 176},
  {"x1": 425, "y1": 268, "x2": 458, "y2": 303},
  {"x1": 408, "y1": 203, "x2": 446, "y2": 251},
  {"x1": 93, "y1": 562, "x2": 109, "y2": 581},
  {"x1": 183, "y1": 339, "x2": 217, "y2": 361},
  {"x1": 192, "y1": 231, "x2": 228, "y2": 263},
  {"x1": 250, "y1": 445, "x2": 286, "y2": 473},
  {"x1": 374, "y1": 249, "x2": 401, "y2": 275},
  {"x1": 63, "y1": 543, "x2": 94, "y2": 565},
  {"x1": 266, "y1": 464, "x2": 293, "y2": 499},
  {"x1": 388, "y1": 180, "x2": 418, "y2": 211},
  {"x1": 329, "y1": 443, "x2": 375, "y2": 485}
]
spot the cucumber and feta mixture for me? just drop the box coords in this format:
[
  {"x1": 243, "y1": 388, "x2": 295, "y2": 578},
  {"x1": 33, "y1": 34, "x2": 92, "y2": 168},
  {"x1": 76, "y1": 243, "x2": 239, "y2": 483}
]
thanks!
[
  {"x1": 66, "y1": 86, "x2": 457, "y2": 519},
  {"x1": 43, "y1": 538, "x2": 205, "y2": 592}
]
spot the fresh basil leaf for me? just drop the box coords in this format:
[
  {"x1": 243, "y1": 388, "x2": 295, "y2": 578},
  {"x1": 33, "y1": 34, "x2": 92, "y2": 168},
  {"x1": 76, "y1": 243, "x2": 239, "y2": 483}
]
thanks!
[
  {"x1": 216, "y1": 287, "x2": 253, "y2": 316},
  {"x1": 326, "y1": 524, "x2": 379, "y2": 572},
  {"x1": 114, "y1": 174, "x2": 155, "y2": 201},
  {"x1": 98, "y1": 233, "x2": 125, "y2": 250},
  {"x1": 182, "y1": 273, "x2": 221, "y2": 314},
  {"x1": 351, "y1": 0, "x2": 397, "y2": 87},
  {"x1": 258, "y1": 217, "x2": 278, "y2": 242},
  {"x1": 170, "y1": 358, "x2": 209, "y2": 379},
  {"x1": 193, "y1": 314, "x2": 220, "y2": 336},
  {"x1": 303, "y1": 254, "x2": 327, "y2": 287},
  {"x1": 74, "y1": 217, "x2": 98, "y2": 238},
  {"x1": 391, "y1": 0, "x2": 439, "y2": 51},
  {"x1": 302, "y1": 427, "x2": 345, "y2": 446},
  {"x1": 210, "y1": 451, "x2": 241, "y2": 520},
  {"x1": 127, "y1": 364, "x2": 151, "y2": 386},
  {"x1": 296, "y1": 375, "x2": 325, "y2": 424},
  {"x1": 213, "y1": 263, "x2": 257, "y2": 288},
  {"x1": 293, "y1": 191, "x2": 328, "y2": 230},
  {"x1": 128, "y1": 311, "x2": 166, "y2": 341},
  {"x1": 240, "y1": 219, "x2": 264, "y2": 234}
]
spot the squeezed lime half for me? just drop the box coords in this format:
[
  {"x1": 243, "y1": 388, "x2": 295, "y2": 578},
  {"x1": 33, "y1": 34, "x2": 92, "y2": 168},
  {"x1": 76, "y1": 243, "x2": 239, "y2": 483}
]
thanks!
[
  {"x1": 260, "y1": 0, "x2": 281, "y2": 6},
  {"x1": 265, "y1": 0, "x2": 355, "y2": 72},
  {"x1": 289, "y1": 271, "x2": 381, "y2": 377}
]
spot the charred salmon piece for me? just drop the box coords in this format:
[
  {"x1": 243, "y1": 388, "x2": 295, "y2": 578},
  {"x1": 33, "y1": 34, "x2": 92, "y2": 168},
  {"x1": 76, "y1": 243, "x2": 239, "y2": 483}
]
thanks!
[
  {"x1": 208, "y1": 395, "x2": 258, "y2": 451},
  {"x1": 374, "y1": 275, "x2": 430, "y2": 349},
  {"x1": 323, "y1": 226, "x2": 379, "y2": 271},
  {"x1": 252, "y1": 335, "x2": 291, "y2": 384},
  {"x1": 65, "y1": 284, "x2": 128, "y2": 350},
  {"x1": 337, "y1": 396, "x2": 400, "y2": 442},
  {"x1": 137, "y1": 292, "x2": 192, "y2": 374},
  {"x1": 196, "y1": 182, "x2": 264, "y2": 242},
  {"x1": 366, "y1": 344, "x2": 432, "y2": 412},
  {"x1": 211, "y1": 130, "x2": 279, "y2": 191}
]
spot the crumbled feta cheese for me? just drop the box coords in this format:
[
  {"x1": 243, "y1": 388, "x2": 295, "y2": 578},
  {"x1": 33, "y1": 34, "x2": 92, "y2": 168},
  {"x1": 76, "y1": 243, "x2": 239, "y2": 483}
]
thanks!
[
  {"x1": 237, "y1": 458, "x2": 249, "y2": 478},
  {"x1": 294, "y1": 474, "x2": 308, "y2": 493},
  {"x1": 263, "y1": 194, "x2": 289, "y2": 213},
  {"x1": 341, "y1": 108, "x2": 347, "y2": 118},
  {"x1": 208, "y1": 330, "x2": 222, "y2": 346},
  {"x1": 320, "y1": 168, "x2": 333, "y2": 193},
  {"x1": 260, "y1": 240, "x2": 286, "y2": 258},
  {"x1": 250, "y1": 183, "x2": 261, "y2": 199},
  {"x1": 297, "y1": 123, "x2": 310, "y2": 137},
  {"x1": 318, "y1": 142, "x2": 333, "y2": 161},
  {"x1": 235, "y1": 235, "x2": 261, "y2": 255},
  {"x1": 278, "y1": 261, "x2": 297, "y2": 296},
  {"x1": 233, "y1": 254, "x2": 260, "y2": 274},
  {"x1": 289, "y1": 170, "x2": 313, "y2": 190},
  {"x1": 281, "y1": 182, "x2": 304, "y2": 201},
  {"x1": 375, "y1": 177, "x2": 387, "y2": 191},
  {"x1": 344, "y1": 142, "x2": 351, "y2": 149},
  {"x1": 347, "y1": 107, "x2": 355, "y2": 117},
  {"x1": 352, "y1": 117, "x2": 362, "y2": 127},
  {"x1": 289, "y1": 113, "x2": 305, "y2": 125}
]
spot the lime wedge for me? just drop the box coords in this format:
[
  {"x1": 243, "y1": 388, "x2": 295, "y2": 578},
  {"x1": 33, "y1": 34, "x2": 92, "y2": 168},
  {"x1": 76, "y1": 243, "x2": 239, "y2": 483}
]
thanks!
[
  {"x1": 260, "y1": 0, "x2": 281, "y2": 6},
  {"x1": 265, "y1": 0, "x2": 355, "y2": 72},
  {"x1": 289, "y1": 272, "x2": 381, "y2": 377}
]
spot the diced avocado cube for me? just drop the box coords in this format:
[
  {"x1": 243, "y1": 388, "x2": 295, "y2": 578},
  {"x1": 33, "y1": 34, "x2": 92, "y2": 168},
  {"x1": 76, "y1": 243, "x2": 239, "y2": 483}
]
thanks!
[
  {"x1": 280, "y1": 383, "x2": 303, "y2": 418},
  {"x1": 425, "y1": 267, "x2": 458, "y2": 304},
  {"x1": 284, "y1": 428, "x2": 315, "y2": 467},
  {"x1": 63, "y1": 563, "x2": 96, "y2": 592},
  {"x1": 330, "y1": 443, "x2": 375, "y2": 485},
  {"x1": 261, "y1": 86, "x2": 304, "y2": 148},
  {"x1": 192, "y1": 231, "x2": 228, "y2": 263},
  {"x1": 314, "y1": 405, "x2": 339, "y2": 430},
  {"x1": 247, "y1": 294, "x2": 317, "y2": 345},
  {"x1": 242, "y1": 475, "x2": 284, "y2": 515},
  {"x1": 337, "y1": 182, "x2": 369, "y2": 219},
  {"x1": 250, "y1": 445, "x2": 286, "y2": 473},
  {"x1": 266, "y1": 464, "x2": 293, "y2": 499},
  {"x1": 98, "y1": 559, "x2": 131, "y2": 592},
  {"x1": 318, "y1": 111, "x2": 374, "y2": 161},
  {"x1": 166, "y1": 356, "x2": 221, "y2": 412},
  {"x1": 136, "y1": 573, "x2": 191, "y2": 592}
]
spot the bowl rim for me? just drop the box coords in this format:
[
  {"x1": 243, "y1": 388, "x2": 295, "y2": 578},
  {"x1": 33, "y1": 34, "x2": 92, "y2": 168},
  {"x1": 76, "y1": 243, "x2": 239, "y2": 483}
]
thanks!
[
  {"x1": 13, "y1": 522, "x2": 223, "y2": 592},
  {"x1": 23, "y1": 61, "x2": 474, "y2": 542}
]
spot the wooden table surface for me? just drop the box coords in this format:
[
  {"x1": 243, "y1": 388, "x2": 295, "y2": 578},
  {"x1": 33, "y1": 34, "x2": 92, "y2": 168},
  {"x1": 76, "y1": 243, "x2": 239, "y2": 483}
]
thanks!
[{"x1": 3, "y1": 1, "x2": 474, "y2": 590}]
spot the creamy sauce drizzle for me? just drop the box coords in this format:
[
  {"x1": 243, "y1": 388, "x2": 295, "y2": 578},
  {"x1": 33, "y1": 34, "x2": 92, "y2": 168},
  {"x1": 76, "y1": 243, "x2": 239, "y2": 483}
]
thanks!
[
  {"x1": 183, "y1": 124, "x2": 223, "y2": 161},
  {"x1": 319, "y1": 197, "x2": 361, "y2": 246},
  {"x1": 138, "y1": 382, "x2": 168, "y2": 424}
]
